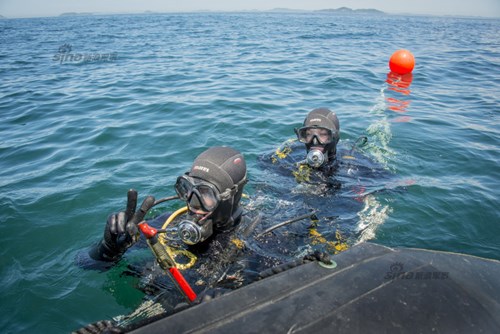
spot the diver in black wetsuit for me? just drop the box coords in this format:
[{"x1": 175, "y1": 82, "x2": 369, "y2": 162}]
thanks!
[
  {"x1": 265, "y1": 108, "x2": 345, "y2": 189},
  {"x1": 295, "y1": 107, "x2": 341, "y2": 171},
  {"x1": 265, "y1": 107, "x2": 377, "y2": 187},
  {"x1": 255, "y1": 108, "x2": 392, "y2": 256},
  {"x1": 76, "y1": 146, "x2": 332, "y2": 333},
  {"x1": 87, "y1": 146, "x2": 248, "y2": 266},
  {"x1": 77, "y1": 147, "x2": 261, "y2": 326}
]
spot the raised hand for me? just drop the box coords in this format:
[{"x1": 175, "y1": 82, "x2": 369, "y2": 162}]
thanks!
[{"x1": 90, "y1": 189, "x2": 141, "y2": 262}]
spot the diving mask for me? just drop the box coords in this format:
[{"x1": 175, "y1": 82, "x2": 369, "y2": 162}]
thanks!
[
  {"x1": 295, "y1": 126, "x2": 335, "y2": 145},
  {"x1": 175, "y1": 174, "x2": 232, "y2": 214},
  {"x1": 175, "y1": 174, "x2": 239, "y2": 245}
]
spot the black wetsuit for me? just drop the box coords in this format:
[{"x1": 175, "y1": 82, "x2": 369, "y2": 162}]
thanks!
[
  {"x1": 75, "y1": 140, "x2": 396, "y2": 329},
  {"x1": 253, "y1": 139, "x2": 395, "y2": 257},
  {"x1": 76, "y1": 209, "x2": 273, "y2": 327}
]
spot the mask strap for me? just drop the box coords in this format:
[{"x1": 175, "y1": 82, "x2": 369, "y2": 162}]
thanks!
[{"x1": 221, "y1": 177, "x2": 246, "y2": 226}]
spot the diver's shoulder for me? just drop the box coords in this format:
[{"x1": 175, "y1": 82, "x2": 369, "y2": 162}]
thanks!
[
  {"x1": 336, "y1": 145, "x2": 390, "y2": 178},
  {"x1": 268, "y1": 139, "x2": 304, "y2": 163}
]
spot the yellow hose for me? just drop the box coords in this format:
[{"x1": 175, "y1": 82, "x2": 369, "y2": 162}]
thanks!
[
  {"x1": 158, "y1": 206, "x2": 197, "y2": 270},
  {"x1": 162, "y1": 206, "x2": 188, "y2": 230}
]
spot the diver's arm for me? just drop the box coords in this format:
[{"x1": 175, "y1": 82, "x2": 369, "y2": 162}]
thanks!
[
  {"x1": 76, "y1": 217, "x2": 139, "y2": 271},
  {"x1": 76, "y1": 189, "x2": 141, "y2": 270},
  {"x1": 76, "y1": 211, "x2": 173, "y2": 271},
  {"x1": 76, "y1": 244, "x2": 124, "y2": 271}
]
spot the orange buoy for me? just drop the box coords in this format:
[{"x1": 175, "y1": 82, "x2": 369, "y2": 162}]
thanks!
[{"x1": 389, "y1": 49, "x2": 415, "y2": 75}]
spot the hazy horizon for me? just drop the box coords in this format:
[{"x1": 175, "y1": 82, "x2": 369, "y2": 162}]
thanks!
[{"x1": 1, "y1": 0, "x2": 499, "y2": 19}]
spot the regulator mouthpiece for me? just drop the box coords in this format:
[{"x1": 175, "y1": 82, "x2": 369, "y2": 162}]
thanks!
[
  {"x1": 306, "y1": 150, "x2": 325, "y2": 168},
  {"x1": 178, "y1": 220, "x2": 213, "y2": 245}
]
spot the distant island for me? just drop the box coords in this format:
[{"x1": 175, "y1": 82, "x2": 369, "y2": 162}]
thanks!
[
  {"x1": 59, "y1": 12, "x2": 94, "y2": 17},
  {"x1": 269, "y1": 7, "x2": 385, "y2": 15},
  {"x1": 316, "y1": 7, "x2": 385, "y2": 15},
  {"x1": 55, "y1": 7, "x2": 386, "y2": 17}
]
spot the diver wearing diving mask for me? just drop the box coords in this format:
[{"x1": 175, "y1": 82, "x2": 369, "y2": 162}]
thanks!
[
  {"x1": 174, "y1": 147, "x2": 247, "y2": 245},
  {"x1": 295, "y1": 108, "x2": 340, "y2": 168},
  {"x1": 87, "y1": 146, "x2": 247, "y2": 264}
]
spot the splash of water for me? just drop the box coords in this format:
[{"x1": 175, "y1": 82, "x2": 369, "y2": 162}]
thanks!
[
  {"x1": 355, "y1": 194, "x2": 392, "y2": 243},
  {"x1": 365, "y1": 87, "x2": 397, "y2": 171},
  {"x1": 354, "y1": 85, "x2": 396, "y2": 242}
]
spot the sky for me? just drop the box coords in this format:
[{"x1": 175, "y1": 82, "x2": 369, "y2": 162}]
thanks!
[{"x1": 1, "y1": 0, "x2": 499, "y2": 18}]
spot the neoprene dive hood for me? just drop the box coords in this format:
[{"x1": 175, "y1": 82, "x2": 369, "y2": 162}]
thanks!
[
  {"x1": 296, "y1": 108, "x2": 340, "y2": 167},
  {"x1": 175, "y1": 146, "x2": 247, "y2": 244}
]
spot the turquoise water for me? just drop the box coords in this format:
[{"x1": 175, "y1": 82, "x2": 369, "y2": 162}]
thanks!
[{"x1": 1, "y1": 13, "x2": 499, "y2": 333}]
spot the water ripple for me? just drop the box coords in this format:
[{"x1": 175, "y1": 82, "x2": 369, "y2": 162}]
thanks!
[{"x1": 1, "y1": 13, "x2": 499, "y2": 334}]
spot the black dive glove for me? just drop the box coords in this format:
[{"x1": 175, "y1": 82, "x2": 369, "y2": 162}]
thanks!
[{"x1": 89, "y1": 189, "x2": 140, "y2": 262}]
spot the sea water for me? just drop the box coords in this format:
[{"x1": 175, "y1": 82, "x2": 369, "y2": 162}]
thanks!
[{"x1": 0, "y1": 12, "x2": 499, "y2": 333}]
